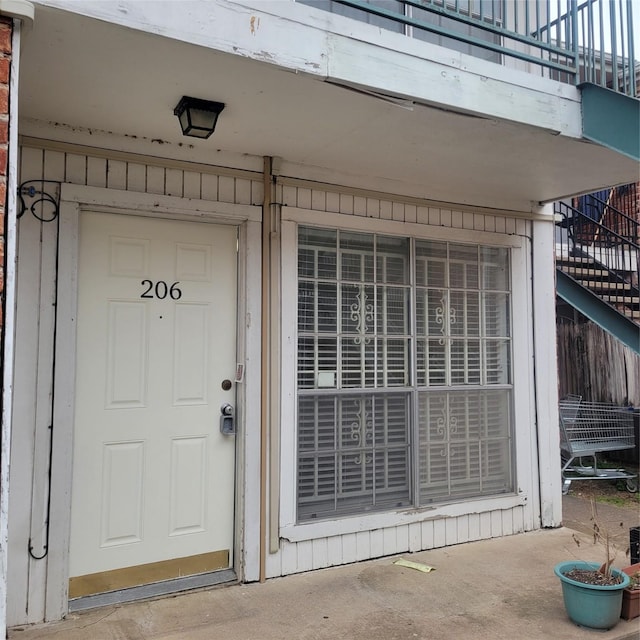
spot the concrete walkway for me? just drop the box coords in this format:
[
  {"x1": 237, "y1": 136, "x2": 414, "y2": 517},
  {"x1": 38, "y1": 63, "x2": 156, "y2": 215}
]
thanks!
[{"x1": 8, "y1": 525, "x2": 639, "y2": 640}]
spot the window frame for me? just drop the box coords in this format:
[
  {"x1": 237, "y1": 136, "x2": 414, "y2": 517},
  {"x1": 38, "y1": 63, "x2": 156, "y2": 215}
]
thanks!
[{"x1": 280, "y1": 208, "x2": 534, "y2": 542}]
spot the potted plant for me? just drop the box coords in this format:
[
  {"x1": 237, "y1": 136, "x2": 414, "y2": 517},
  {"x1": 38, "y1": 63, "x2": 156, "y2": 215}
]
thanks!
[
  {"x1": 554, "y1": 502, "x2": 631, "y2": 630},
  {"x1": 621, "y1": 563, "x2": 640, "y2": 620}
]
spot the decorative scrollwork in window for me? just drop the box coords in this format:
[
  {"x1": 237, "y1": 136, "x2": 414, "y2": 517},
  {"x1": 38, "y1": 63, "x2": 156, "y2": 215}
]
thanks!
[
  {"x1": 350, "y1": 287, "x2": 374, "y2": 345},
  {"x1": 18, "y1": 180, "x2": 61, "y2": 222},
  {"x1": 349, "y1": 398, "x2": 373, "y2": 448}
]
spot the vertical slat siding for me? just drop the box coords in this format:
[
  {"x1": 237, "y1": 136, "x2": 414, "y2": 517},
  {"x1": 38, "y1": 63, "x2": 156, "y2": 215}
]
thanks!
[
  {"x1": 433, "y1": 519, "x2": 447, "y2": 547},
  {"x1": 312, "y1": 537, "x2": 329, "y2": 569},
  {"x1": 281, "y1": 185, "x2": 296, "y2": 207},
  {"x1": 107, "y1": 159, "x2": 127, "y2": 191},
  {"x1": 86, "y1": 156, "x2": 107, "y2": 188},
  {"x1": 379, "y1": 200, "x2": 392, "y2": 220},
  {"x1": 421, "y1": 520, "x2": 434, "y2": 548},
  {"x1": 234, "y1": 177, "x2": 252, "y2": 205},
  {"x1": 17, "y1": 142, "x2": 534, "y2": 587},
  {"x1": 339, "y1": 193, "x2": 353, "y2": 215},
  {"x1": 355, "y1": 531, "x2": 370, "y2": 561},
  {"x1": 490, "y1": 510, "x2": 503, "y2": 537},
  {"x1": 468, "y1": 513, "x2": 481, "y2": 541},
  {"x1": 201, "y1": 173, "x2": 219, "y2": 201},
  {"x1": 326, "y1": 192, "x2": 340, "y2": 213},
  {"x1": 145, "y1": 165, "x2": 165, "y2": 195},
  {"x1": 281, "y1": 539, "x2": 299, "y2": 575},
  {"x1": 268, "y1": 178, "x2": 533, "y2": 576},
  {"x1": 65, "y1": 154, "x2": 86, "y2": 185},
  {"x1": 269, "y1": 506, "x2": 531, "y2": 577},
  {"x1": 415, "y1": 205, "x2": 428, "y2": 225},
  {"x1": 445, "y1": 518, "x2": 458, "y2": 545},
  {"x1": 326, "y1": 535, "x2": 343, "y2": 566},
  {"x1": 297, "y1": 187, "x2": 312, "y2": 210},
  {"x1": 396, "y1": 525, "x2": 409, "y2": 552},
  {"x1": 311, "y1": 189, "x2": 326, "y2": 212},
  {"x1": 218, "y1": 175, "x2": 235, "y2": 202},
  {"x1": 126, "y1": 162, "x2": 146, "y2": 192},
  {"x1": 408, "y1": 522, "x2": 421, "y2": 551},
  {"x1": 365, "y1": 197, "x2": 379, "y2": 219},
  {"x1": 370, "y1": 528, "x2": 385, "y2": 557},
  {"x1": 8, "y1": 149, "x2": 42, "y2": 625},
  {"x1": 484, "y1": 215, "x2": 496, "y2": 233},
  {"x1": 391, "y1": 201, "x2": 404, "y2": 222},
  {"x1": 164, "y1": 168, "x2": 183, "y2": 198},
  {"x1": 296, "y1": 540, "x2": 314, "y2": 572},
  {"x1": 265, "y1": 542, "x2": 283, "y2": 578},
  {"x1": 501, "y1": 509, "x2": 514, "y2": 536},
  {"x1": 479, "y1": 511, "x2": 493, "y2": 537},
  {"x1": 341, "y1": 533, "x2": 357, "y2": 562},
  {"x1": 183, "y1": 171, "x2": 201, "y2": 199},
  {"x1": 456, "y1": 516, "x2": 470, "y2": 543}
]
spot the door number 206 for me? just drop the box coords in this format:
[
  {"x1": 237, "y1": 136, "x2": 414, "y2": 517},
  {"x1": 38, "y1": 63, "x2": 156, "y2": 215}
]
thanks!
[{"x1": 140, "y1": 280, "x2": 183, "y2": 300}]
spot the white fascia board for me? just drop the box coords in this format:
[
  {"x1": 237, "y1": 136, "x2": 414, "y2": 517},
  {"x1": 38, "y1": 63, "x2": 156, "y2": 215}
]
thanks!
[
  {"x1": 34, "y1": 0, "x2": 581, "y2": 137},
  {"x1": 326, "y1": 36, "x2": 582, "y2": 137},
  {"x1": 0, "y1": 0, "x2": 34, "y2": 23},
  {"x1": 233, "y1": 0, "x2": 582, "y2": 137},
  {"x1": 33, "y1": 0, "x2": 330, "y2": 75}
]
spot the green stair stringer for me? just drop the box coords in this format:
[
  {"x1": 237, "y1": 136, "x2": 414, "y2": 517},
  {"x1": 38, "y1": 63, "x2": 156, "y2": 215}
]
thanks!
[
  {"x1": 556, "y1": 270, "x2": 639, "y2": 353},
  {"x1": 580, "y1": 83, "x2": 640, "y2": 161}
]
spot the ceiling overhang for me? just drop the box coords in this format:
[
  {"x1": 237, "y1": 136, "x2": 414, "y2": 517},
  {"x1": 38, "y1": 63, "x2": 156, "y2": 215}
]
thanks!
[{"x1": 16, "y1": 4, "x2": 640, "y2": 213}]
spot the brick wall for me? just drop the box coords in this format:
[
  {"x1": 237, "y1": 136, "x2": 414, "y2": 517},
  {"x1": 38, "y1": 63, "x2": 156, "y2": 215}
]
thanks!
[
  {"x1": 0, "y1": 16, "x2": 9, "y2": 330},
  {"x1": 604, "y1": 183, "x2": 639, "y2": 243}
]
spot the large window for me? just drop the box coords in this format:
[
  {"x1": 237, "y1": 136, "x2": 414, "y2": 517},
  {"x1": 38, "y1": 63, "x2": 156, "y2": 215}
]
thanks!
[{"x1": 296, "y1": 227, "x2": 513, "y2": 522}]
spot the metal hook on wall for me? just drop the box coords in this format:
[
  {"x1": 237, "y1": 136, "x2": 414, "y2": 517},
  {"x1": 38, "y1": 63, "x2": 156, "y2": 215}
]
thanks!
[{"x1": 18, "y1": 180, "x2": 61, "y2": 222}]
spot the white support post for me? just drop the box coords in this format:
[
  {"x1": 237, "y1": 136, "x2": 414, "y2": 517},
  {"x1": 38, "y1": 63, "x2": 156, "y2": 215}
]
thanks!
[
  {"x1": 0, "y1": 15, "x2": 24, "y2": 637},
  {"x1": 532, "y1": 209, "x2": 562, "y2": 527}
]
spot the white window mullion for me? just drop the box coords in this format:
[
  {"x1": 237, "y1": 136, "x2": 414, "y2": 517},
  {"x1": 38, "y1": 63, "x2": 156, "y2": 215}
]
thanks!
[
  {"x1": 337, "y1": 234, "x2": 343, "y2": 390},
  {"x1": 409, "y1": 238, "x2": 420, "y2": 506}
]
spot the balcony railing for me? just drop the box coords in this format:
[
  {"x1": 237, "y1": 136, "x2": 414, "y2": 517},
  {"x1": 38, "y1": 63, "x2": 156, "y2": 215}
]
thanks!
[{"x1": 299, "y1": 0, "x2": 637, "y2": 97}]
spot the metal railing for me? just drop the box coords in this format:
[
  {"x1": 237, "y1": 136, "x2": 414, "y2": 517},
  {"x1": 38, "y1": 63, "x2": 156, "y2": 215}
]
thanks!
[
  {"x1": 299, "y1": 0, "x2": 637, "y2": 96},
  {"x1": 555, "y1": 198, "x2": 640, "y2": 319},
  {"x1": 573, "y1": 189, "x2": 639, "y2": 243}
]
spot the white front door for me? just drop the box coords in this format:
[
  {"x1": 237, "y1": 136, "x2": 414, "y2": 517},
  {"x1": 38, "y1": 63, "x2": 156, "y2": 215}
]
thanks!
[{"x1": 69, "y1": 211, "x2": 237, "y2": 598}]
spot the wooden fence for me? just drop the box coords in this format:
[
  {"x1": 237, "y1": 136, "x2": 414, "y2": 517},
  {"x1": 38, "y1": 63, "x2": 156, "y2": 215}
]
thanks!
[{"x1": 557, "y1": 321, "x2": 640, "y2": 406}]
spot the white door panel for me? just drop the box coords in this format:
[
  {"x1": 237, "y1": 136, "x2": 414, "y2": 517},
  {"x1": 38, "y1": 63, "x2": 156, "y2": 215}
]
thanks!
[{"x1": 70, "y1": 211, "x2": 237, "y2": 586}]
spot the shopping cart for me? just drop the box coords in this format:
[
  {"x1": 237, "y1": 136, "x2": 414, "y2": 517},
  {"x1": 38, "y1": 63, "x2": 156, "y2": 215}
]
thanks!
[{"x1": 559, "y1": 395, "x2": 638, "y2": 495}]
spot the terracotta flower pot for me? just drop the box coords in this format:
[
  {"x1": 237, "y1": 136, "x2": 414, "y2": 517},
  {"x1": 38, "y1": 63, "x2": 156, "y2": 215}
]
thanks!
[{"x1": 621, "y1": 563, "x2": 640, "y2": 621}]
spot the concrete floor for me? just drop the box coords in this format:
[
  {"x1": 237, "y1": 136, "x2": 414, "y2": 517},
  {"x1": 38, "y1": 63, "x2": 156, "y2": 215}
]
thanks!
[{"x1": 8, "y1": 518, "x2": 640, "y2": 640}]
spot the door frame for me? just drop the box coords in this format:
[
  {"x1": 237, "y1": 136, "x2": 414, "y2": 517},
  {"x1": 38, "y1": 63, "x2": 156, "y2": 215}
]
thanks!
[{"x1": 45, "y1": 184, "x2": 262, "y2": 620}]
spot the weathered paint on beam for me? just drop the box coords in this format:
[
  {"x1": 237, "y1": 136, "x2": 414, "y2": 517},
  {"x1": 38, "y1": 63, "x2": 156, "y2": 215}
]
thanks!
[{"x1": 34, "y1": 0, "x2": 583, "y2": 138}]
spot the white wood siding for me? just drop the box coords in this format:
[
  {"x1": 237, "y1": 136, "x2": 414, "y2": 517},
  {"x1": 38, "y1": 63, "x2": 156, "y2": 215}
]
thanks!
[
  {"x1": 267, "y1": 507, "x2": 527, "y2": 578},
  {"x1": 8, "y1": 142, "x2": 263, "y2": 625},
  {"x1": 9, "y1": 137, "x2": 544, "y2": 621},
  {"x1": 268, "y1": 184, "x2": 537, "y2": 579}
]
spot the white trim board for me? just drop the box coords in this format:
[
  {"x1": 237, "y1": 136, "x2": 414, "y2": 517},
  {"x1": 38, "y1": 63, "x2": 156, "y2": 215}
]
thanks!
[
  {"x1": 44, "y1": 194, "x2": 262, "y2": 618},
  {"x1": 282, "y1": 206, "x2": 528, "y2": 245},
  {"x1": 60, "y1": 184, "x2": 261, "y2": 223},
  {"x1": 278, "y1": 213, "x2": 536, "y2": 546}
]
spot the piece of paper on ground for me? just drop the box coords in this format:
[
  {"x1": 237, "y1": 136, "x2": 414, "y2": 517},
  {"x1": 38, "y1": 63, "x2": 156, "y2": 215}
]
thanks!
[{"x1": 393, "y1": 558, "x2": 436, "y2": 573}]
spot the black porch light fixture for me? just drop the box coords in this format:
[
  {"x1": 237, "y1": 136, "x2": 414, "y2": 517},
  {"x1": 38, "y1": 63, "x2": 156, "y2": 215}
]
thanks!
[{"x1": 173, "y1": 96, "x2": 225, "y2": 139}]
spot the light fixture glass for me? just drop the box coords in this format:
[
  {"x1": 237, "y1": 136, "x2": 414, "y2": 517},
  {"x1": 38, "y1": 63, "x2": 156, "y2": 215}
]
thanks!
[{"x1": 174, "y1": 96, "x2": 225, "y2": 139}]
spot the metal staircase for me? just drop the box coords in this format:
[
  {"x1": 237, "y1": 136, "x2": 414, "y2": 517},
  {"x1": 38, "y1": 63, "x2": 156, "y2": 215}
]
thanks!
[{"x1": 555, "y1": 189, "x2": 639, "y2": 354}]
